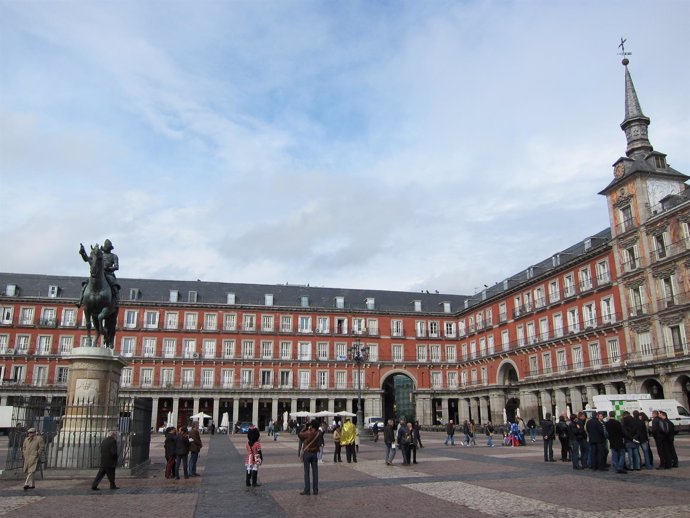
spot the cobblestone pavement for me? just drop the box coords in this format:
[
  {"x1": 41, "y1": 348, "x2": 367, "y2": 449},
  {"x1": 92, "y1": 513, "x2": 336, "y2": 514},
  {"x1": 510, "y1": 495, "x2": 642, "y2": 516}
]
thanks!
[{"x1": 0, "y1": 432, "x2": 688, "y2": 517}]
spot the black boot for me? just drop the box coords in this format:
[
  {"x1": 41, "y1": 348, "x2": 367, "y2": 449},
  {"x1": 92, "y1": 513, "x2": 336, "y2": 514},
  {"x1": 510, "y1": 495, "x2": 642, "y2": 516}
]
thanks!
[
  {"x1": 251, "y1": 471, "x2": 260, "y2": 487},
  {"x1": 245, "y1": 472, "x2": 251, "y2": 487}
]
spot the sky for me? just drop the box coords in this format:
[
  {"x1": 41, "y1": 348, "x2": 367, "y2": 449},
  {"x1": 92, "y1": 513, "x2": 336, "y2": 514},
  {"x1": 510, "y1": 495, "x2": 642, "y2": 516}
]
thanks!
[{"x1": 1, "y1": 1, "x2": 689, "y2": 296}]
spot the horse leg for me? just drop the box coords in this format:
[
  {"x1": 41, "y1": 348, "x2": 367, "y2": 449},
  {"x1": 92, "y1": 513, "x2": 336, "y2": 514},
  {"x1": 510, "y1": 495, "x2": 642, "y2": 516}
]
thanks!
[{"x1": 85, "y1": 310, "x2": 93, "y2": 347}]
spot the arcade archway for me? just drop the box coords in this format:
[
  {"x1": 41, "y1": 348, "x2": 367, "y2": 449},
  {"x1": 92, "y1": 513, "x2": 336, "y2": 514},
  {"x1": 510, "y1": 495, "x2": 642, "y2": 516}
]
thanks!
[{"x1": 382, "y1": 373, "x2": 416, "y2": 423}]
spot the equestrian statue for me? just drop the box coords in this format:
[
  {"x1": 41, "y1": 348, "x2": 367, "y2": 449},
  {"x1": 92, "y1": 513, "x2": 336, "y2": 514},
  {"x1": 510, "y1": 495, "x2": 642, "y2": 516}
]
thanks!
[{"x1": 78, "y1": 239, "x2": 120, "y2": 348}]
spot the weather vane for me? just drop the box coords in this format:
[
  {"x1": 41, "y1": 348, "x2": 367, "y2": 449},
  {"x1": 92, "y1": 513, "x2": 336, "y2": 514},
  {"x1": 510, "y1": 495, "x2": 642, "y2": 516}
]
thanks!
[{"x1": 618, "y1": 37, "x2": 632, "y2": 65}]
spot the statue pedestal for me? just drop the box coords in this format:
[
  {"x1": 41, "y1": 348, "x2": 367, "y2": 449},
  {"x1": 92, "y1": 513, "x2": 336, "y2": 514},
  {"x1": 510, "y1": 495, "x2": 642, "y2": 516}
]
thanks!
[{"x1": 51, "y1": 348, "x2": 128, "y2": 468}]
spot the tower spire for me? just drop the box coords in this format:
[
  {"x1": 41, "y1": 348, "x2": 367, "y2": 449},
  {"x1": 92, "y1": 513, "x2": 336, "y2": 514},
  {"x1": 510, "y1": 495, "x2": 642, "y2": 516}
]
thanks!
[{"x1": 619, "y1": 42, "x2": 652, "y2": 158}]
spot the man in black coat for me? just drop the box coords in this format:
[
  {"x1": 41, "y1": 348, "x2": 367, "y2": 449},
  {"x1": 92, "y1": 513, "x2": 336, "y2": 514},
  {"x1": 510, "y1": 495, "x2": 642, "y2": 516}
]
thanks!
[
  {"x1": 586, "y1": 412, "x2": 608, "y2": 471},
  {"x1": 92, "y1": 430, "x2": 119, "y2": 490},
  {"x1": 604, "y1": 412, "x2": 627, "y2": 473},
  {"x1": 540, "y1": 413, "x2": 556, "y2": 462}
]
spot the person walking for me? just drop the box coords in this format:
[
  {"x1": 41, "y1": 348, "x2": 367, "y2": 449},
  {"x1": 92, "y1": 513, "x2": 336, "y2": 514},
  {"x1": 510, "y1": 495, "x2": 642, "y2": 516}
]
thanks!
[
  {"x1": 413, "y1": 420, "x2": 424, "y2": 449},
  {"x1": 164, "y1": 426, "x2": 177, "y2": 478},
  {"x1": 444, "y1": 419, "x2": 455, "y2": 446},
  {"x1": 91, "y1": 430, "x2": 119, "y2": 490},
  {"x1": 189, "y1": 421, "x2": 203, "y2": 477},
  {"x1": 317, "y1": 422, "x2": 326, "y2": 464},
  {"x1": 469, "y1": 419, "x2": 477, "y2": 446},
  {"x1": 21, "y1": 427, "x2": 45, "y2": 491},
  {"x1": 340, "y1": 418, "x2": 357, "y2": 463},
  {"x1": 332, "y1": 424, "x2": 342, "y2": 462},
  {"x1": 541, "y1": 413, "x2": 556, "y2": 462},
  {"x1": 527, "y1": 418, "x2": 537, "y2": 442},
  {"x1": 298, "y1": 420, "x2": 321, "y2": 495},
  {"x1": 245, "y1": 425, "x2": 263, "y2": 487},
  {"x1": 397, "y1": 419, "x2": 412, "y2": 465},
  {"x1": 485, "y1": 421, "x2": 495, "y2": 447},
  {"x1": 384, "y1": 418, "x2": 396, "y2": 465},
  {"x1": 407, "y1": 422, "x2": 418, "y2": 464},
  {"x1": 174, "y1": 425, "x2": 190, "y2": 479}
]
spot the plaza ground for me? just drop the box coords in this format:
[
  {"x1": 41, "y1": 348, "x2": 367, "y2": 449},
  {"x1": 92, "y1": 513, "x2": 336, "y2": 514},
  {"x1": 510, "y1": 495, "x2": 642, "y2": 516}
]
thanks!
[{"x1": 0, "y1": 431, "x2": 688, "y2": 517}]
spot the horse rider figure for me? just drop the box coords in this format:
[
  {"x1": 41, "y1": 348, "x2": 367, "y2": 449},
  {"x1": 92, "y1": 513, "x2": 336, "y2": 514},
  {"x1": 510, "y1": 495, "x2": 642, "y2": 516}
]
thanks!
[{"x1": 78, "y1": 239, "x2": 120, "y2": 308}]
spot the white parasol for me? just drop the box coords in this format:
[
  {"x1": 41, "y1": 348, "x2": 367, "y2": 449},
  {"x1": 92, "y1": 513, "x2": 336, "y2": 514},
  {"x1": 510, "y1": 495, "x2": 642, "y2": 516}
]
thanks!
[
  {"x1": 220, "y1": 412, "x2": 230, "y2": 429},
  {"x1": 336, "y1": 410, "x2": 356, "y2": 417}
]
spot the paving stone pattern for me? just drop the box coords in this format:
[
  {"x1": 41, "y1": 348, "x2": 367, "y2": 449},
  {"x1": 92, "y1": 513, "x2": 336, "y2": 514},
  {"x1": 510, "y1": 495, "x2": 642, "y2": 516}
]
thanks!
[{"x1": 0, "y1": 432, "x2": 688, "y2": 517}]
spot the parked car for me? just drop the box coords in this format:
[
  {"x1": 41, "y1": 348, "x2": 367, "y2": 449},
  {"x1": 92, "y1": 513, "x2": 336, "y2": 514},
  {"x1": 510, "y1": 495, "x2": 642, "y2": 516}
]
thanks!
[{"x1": 235, "y1": 422, "x2": 253, "y2": 434}]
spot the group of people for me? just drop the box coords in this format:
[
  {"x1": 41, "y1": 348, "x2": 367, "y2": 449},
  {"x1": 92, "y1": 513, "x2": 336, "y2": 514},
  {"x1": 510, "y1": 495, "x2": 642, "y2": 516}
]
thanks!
[
  {"x1": 163, "y1": 421, "x2": 203, "y2": 480},
  {"x1": 384, "y1": 417, "x2": 423, "y2": 465},
  {"x1": 538, "y1": 409, "x2": 679, "y2": 473},
  {"x1": 445, "y1": 419, "x2": 486, "y2": 447}
]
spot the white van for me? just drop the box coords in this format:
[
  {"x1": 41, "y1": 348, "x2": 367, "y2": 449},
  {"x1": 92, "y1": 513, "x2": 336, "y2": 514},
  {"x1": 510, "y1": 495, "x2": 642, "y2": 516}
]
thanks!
[
  {"x1": 590, "y1": 394, "x2": 690, "y2": 433},
  {"x1": 364, "y1": 416, "x2": 385, "y2": 431}
]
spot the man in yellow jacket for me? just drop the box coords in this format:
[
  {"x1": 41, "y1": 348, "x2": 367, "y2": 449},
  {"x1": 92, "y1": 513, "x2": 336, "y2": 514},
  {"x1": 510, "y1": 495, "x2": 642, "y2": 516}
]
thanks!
[{"x1": 340, "y1": 418, "x2": 357, "y2": 463}]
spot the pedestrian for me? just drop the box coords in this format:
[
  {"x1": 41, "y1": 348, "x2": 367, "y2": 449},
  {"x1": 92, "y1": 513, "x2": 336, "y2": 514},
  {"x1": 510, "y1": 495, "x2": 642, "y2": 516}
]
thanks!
[
  {"x1": 355, "y1": 424, "x2": 361, "y2": 453},
  {"x1": 174, "y1": 425, "x2": 190, "y2": 479},
  {"x1": 21, "y1": 427, "x2": 45, "y2": 491},
  {"x1": 605, "y1": 411, "x2": 627, "y2": 474},
  {"x1": 540, "y1": 413, "x2": 556, "y2": 462},
  {"x1": 637, "y1": 412, "x2": 653, "y2": 468},
  {"x1": 372, "y1": 421, "x2": 379, "y2": 442},
  {"x1": 268, "y1": 419, "x2": 274, "y2": 437},
  {"x1": 245, "y1": 425, "x2": 263, "y2": 487},
  {"x1": 469, "y1": 419, "x2": 477, "y2": 446},
  {"x1": 164, "y1": 426, "x2": 177, "y2": 478},
  {"x1": 189, "y1": 421, "x2": 203, "y2": 477},
  {"x1": 586, "y1": 412, "x2": 608, "y2": 471},
  {"x1": 527, "y1": 418, "x2": 537, "y2": 442},
  {"x1": 413, "y1": 420, "x2": 424, "y2": 449},
  {"x1": 485, "y1": 421, "x2": 495, "y2": 447},
  {"x1": 397, "y1": 419, "x2": 412, "y2": 465},
  {"x1": 384, "y1": 418, "x2": 396, "y2": 465},
  {"x1": 340, "y1": 418, "x2": 357, "y2": 463},
  {"x1": 444, "y1": 419, "x2": 455, "y2": 445},
  {"x1": 651, "y1": 410, "x2": 674, "y2": 469},
  {"x1": 408, "y1": 422, "x2": 418, "y2": 464},
  {"x1": 317, "y1": 422, "x2": 326, "y2": 464},
  {"x1": 332, "y1": 424, "x2": 342, "y2": 462},
  {"x1": 555, "y1": 415, "x2": 570, "y2": 462},
  {"x1": 621, "y1": 411, "x2": 641, "y2": 471},
  {"x1": 567, "y1": 414, "x2": 587, "y2": 470},
  {"x1": 91, "y1": 430, "x2": 119, "y2": 490},
  {"x1": 298, "y1": 419, "x2": 321, "y2": 495}
]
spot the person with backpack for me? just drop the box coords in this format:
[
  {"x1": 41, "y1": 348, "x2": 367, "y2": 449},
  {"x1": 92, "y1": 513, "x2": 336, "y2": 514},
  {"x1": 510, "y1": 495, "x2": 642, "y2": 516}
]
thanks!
[{"x1": 555, "y1": 415, "x2": 571, "y2": 462}]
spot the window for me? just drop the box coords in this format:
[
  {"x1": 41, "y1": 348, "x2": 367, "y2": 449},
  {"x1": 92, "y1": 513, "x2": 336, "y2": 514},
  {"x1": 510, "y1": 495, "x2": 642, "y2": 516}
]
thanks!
[
  {"x1": 37, "y1": 336, "x2": 52, "y2": 355},
  {"x1": 260, "y1": 370, "x2": 273, "y2": 387},
  {"x1": 262, "y1": 314, "x2": 275, "y2": 332},
  {"x1": 56, "y1": 366, "x2": 69, "y2": 385},
  {"x1": 529, "y1": 356, "x2": 539, "y2": 376},
  {"x1": 583, "y1": 303, "x2": 596, "y2": 328},
  {"x1": 0, "y1": 334, "x2": 8, "y2": 353},
  {"x1": 601, "y1": 297, "x2": 615, "y2": 324},
  {"x1": 335, "y1": 296, "x2": 345, "y2": 309},
  {"x1": 184, "y1": 312, "x2": 198, "y2": 330},
  {"x1": 539, "y1": 318, "x2": 549, "y2": 341},
  {"x1": 429, "y1": 321, "x2": 440, "y2": 338},
  {"x1": 661, "y1": 275, "x2": 677, "y2": 308},
  {"x1": 163, "y1": 338, "x2": 176, "y2": 358},
  {"x1": 549, "y1": 280, "x2": 560, "y2": 303},
  {"x1": 121, "y1": 337, "x2": 135, "y2": 357},
  {"x1": 431, "y1": 371, "x2": 442, "y2": 389},
  {"x1": 143, "y1": 338, "x2": 156, "y2": 357},
  {"x1": 443, "y1": 302, "x2": 451, "y2": 313},
  {"x1": 624, "y1": 245, "x2": 639, "y2": 272},
  {"x1": 567, "y1": 308, "x2": 580, "y2": 333},
  {"x1": 161, "y1": 368, "x2": 175, "y2": 387},
  {"x1": 226, "y1": 292, "x2": 236, "y2": 304},
  {"x1": 204, "y1": 313, "x2": 218, "y2": 331},
  {"x1": 59, "y1": 336, "x2": 73, "y2": 355},
  {"x1": 11, "y1": 365, "x2": 25, "y2": 383},
  {"x1": 203, "y1": 339, "x2": 216, "y2": 359},
  {"x1": 164, "y1": 312, "x2": 178, "y2": 330},
  {"x1": 188, "y1": 290, "x2": 197, "y2": 303},
  {"x1": 430, "y1": 344, "x2": 441, "y2": 362},
  {"x1": 607, "y1": 339, "x2": 621, "y2": 364},
  {"x1": 526, "y1": 322, "x2": 536, "y2": 345},
  {"x1": 317, "y1": 371, "x2": 329, "y2": 389},
  {"x1": 169, "y1": 290, "x2": 179, "y2": 302},
  {"x1": 141, "y1": 368, "x2": 153, "y2": 387},
  {"x1": 40, "y1": 308, "x2": 56, "y2": 326},
  {"x1": 201, "y1": 369, "x2": 214, "y2": 388},
  {"x1": 654, "y1": 233, "x2": 668, "y2": 259},
  {"x1": 556, "y1": 350, "x2": 568, "y2": 372},
  {"x1": 317, "y1": 342, "x2": 328, "y2": 360},
  {"x1": 415, "y1": 321, "x2": 426, "y2": 337},
  {"x1": 485, "y1": 309, "x2": 493, "y2": 326},
  {"x1": 416, "y1": 345, "x2": 427, "y2": 362},
  {"x1": 224, "y1": 313, "x2": 237, "y2": 331},
  {"x1": 280, "y1": 370, "x2": 292, "y2": 388},
  {"x1": 366, "y1": 318, "x2": 379, "y2": 335},
  {"x1": 316, "y1": 317, "x2": 329, "y2": 333},
  {"x1": 513, "y1": 296, "x2": 521, "y2": 317},
  {"x1": 261, "y1": 341, "x2": 273, "y2": 359},
  {"x1": 280, "y1": 315, "x2": 292, "y2": 332},
  {"x1": 298, "y1": 316, "x2": 312, "y2": 333},
  {"x1": 481, "y1": 367, "x2": 488, "y2": 385},
  {"x1": 124, "y1": 310, "x2": 137, "y2": 329},
  {"x1": 15, "y1": 335, "x2": 29, "y2": 354},
  {"x1": 498, "y1": 302, "x2": 507, "y2": 322},
  {"x1": 391, "y1": 320, "x2": 403, "y2": 337},
  {"x1": 181, "y1": 368, "x2": 195, "y2": 388},
  {"x1": 446, "y1": 344, "x2": 457, "y2": 362},
  {"x1": 461, "y1": 343, "x2": 467, "y2": 361},
  {"x1": 471, "y1": 369, "x2": 478, "y2": 385},
  {"x1": 242, "y1": 340, "x2": 254, "y2": 359},
  {"x1": 335, "y1": 371, "x2": 346, "y2": 389},
  {"x1": 19, "y1": 307, "x2": 34, "y2": 325},
  {"x1": 564, "y1": 274, "x2": 576, "y2": 298},
  {"x1": 523, "y1": 292, "x2": 532, "y2": 312},
  {"x1": 572, "y1": 346, "x2": 583, "y2": 370},
  {"x1": 444, "y1": 321, "x2": 456, "y2": 338},
  {"x1": 121, "y1": 368, "x2": 133, "y2": 387},
  {"x1": 222, "y1": 339, "x2": 235, "y2": 359},
  {"x1": 469, "y1": 315, "x2": 475, "y2": 333},
  {"x1": 221, "y1": 369, "x2": 234, "y2": 388},
  {"x1": 596, "y1": 260, "x2": 610, "y2": 284},
  {"x1": 477, "y1": 338, "x2": 486, "y2": 357},
  {"x1": 298, "y1": 342, "x2": 311, "y2": 361},
  {"x1": 476, "y1": 312, "x2": 484, "y2": 330},
  {"x1": 242, "y1": 314, "x2": 256, "y2": 331},
  {"x1": 366, "y1": 298, "x2": 375, "y2": 310},
  {"x1": 280, "y1": 341, "x2": 292, "y2": 360},
  {"x1": 144, "y1": 311, "x2": 159, "y2": 329},
  {"x1": 469, "y1": 340, "x2": 477, "y2": 359},
  {"x1": 458, "y1": 319, "x2": 466, "y2": 337},
  {"x1": 501, "y1": 330, "x2": 510, "y2": 351},
  {"x1": 392, "y1": 344, "x2": 403, "y2": 362},
  {"x1": 516, "y1": 326, "x2": 525, "y2": 347},
  {"x1": 579, "y1": 267, "x2": 592, "y2": 291},
  {"x1": 534, "y1": 287, "x2": 545, "y2": 308},
  {"x1": 265, "y1": 294, "x2": 274, "y2": 306},
  {"x1": 299, "y1": 371, "x2": 310, "y2": 389},
  {"x1": 629, "y1": 286, "x2": 645, "y2": 316},
  {"x1": 461, "y1": 371, "x2": 468, "y2": 387},
  {"x1": 414, "y1": 300, "x2": 422, "y2": 312},
  {"x1": 620, "y1": 205, "x2": 633, "y2": 231},
  {"x1": 183, "y1": 339, "x2": 197, "y2": 358},
  {"x1": 553, "y1": 313, "x2": 564, "y2": 338},
  {"x1": 542, "y1": 352, "x2": 552, "y2": 374},
  {"x1": 300, "y1": 296, "x2": 309, "y2": 308},
  {"x1": 240, "y1": 369, "x2": 254, "y2": 388},
  {"x1": 636, "y1": 331, "x2": 653, "y2": 359},
  {"x1": 61, "y1": 308, "x2": 76, "y2": 327},
  {"x1": 447, "y1": 371, "x2": 458, "y2": 388},
  {"x1": 682, "y1": 222, "x2": 690, "y2": 249},
  {"x1": 589, "y1": 342, "x2": 601, "y2": 367}
]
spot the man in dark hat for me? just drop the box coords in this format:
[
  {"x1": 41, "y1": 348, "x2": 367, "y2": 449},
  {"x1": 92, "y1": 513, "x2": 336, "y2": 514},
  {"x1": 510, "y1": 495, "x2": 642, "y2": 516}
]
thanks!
[{"x1": 92, "y1": 430, "x2": 119, "y2": 490}]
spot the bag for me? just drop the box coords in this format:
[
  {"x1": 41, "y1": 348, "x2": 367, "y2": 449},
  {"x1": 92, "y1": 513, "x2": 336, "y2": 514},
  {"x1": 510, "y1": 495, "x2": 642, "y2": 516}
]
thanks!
[
  {"x1": 254, "y1": 451, "x2": 263, "y2": 466},
  {"x1": 402, "y1": 432, "x2": 413, "y2": 445}
]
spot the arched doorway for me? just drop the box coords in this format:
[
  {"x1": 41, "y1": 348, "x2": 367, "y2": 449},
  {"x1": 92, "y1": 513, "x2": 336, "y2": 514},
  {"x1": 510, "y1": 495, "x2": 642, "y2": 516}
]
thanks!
[
  {"x1": 497, "y1": 361, "x2": 519, "y2": 386},
  {"x1": 505, "y1": 397, "x2": 520, "y2": 424},
  {"x1": 642, "y1": 379, "x2": 665, "y2": 399},
  {"x1": 382, "y1": 373, "x2": 416, "y2": 423}
]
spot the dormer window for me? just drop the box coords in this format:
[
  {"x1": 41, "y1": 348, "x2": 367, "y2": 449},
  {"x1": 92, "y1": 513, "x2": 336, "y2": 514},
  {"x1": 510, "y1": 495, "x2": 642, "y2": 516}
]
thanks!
[
  {"x1": 365, "y1": 298, "x2": 375, "y2": 310},
  {"x1": 413, "y1": 300, "x2": 422, "y2": 312},
  {"x1": 443, "y1": 302, "x2": 451, "y2": 313},
  {"x1": 265, "y1": 294, "x2": 274, "y2": 306},
  {"x1": 335, "y1": 296, "x2": 345, "y2": 309},
  {"x1": 654, "y1": 155, "x2": 666, "y2": 169},
  {"x1": 48, "y1": 285, "x2": 59, "y2": 298},
  {"x1": 169, "y1": 290, "x2": 179, "y2": 303},
  {"x1": 6, "y1": 284, "x2": 17, "y2": 296},
  {"x1": 227, "y1": 292, "x2": 236, "y2": 305},
  {"x1": 300, "y1": 296, "x2": 309, "y2": 308},
  {"x1": 188, "y1": 291, "x2": 198, "y2": 303},
  {"x1": 129, "y1": 288, "x2": 140, "y2": 301}
]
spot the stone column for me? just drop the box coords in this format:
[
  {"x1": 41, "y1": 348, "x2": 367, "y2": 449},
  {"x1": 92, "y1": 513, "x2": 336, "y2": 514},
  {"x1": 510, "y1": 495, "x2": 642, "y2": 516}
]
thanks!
[
  {"x1": 192, "y1": 397, "x2": 200, "y2": 416},
  {"x1": 459, "y1": 398, "x2": 470, "y2": 423},
  {"x1": 518, "y1": 390, "x2": 539, "y2": 423},
  {"x1": 172, "y1": 397, "x2": 180, "y2": 428},
  {"x1": 271, "y1": 398, "x2": 279, "y2": 424},
  {"x1": 584, "y1": 386, "x2": 598, "y2": 409},
  {"x1": 232, "y1": 397, "x2": 240, "y2": 432},
  {"x1": 479, "y1": 397, "x2": 489, "y2": 424},
  {"x1": 150, "y1": 396, "x2": 159, "y2": 431},
  {"x1": 309, "y1": 398, "x2": 317, "y2": 414},
  {"x1": 416, "y1": 394, "x2": 431, "y2": 426},
  {"x1": 569, "y1": 387, "x2": 583, "y2": 414},
  {"x1": 290, "y1": 398, "x2": 298, "y2": 415},
  {"x1": 489, "y1": 391, "x2": 507, "y2": 424},
  {"x1": 554, "y1": 388, "x2": 568, "y2": 418},
  {"x1": 441, "y1": 397, "x2": 450, "y2": 423},
  {"x1": 604, "y1": 383, "x2": 616, "y2": 395},
  {"x1": 212, "y1": 398, "x2": 220, "y2": 426},
  {"x1": 540, "y1": 391, "x2": 553, "y2": 419},
  {"x1": 469, "y1": 398, "x2": 479, "y2": 422},
  {"x1": 328, "y1": 398, "x2": 335, "y2": 413},
  {"x1": 251, "y1": 397, "x2": 259, "y2": 426}
]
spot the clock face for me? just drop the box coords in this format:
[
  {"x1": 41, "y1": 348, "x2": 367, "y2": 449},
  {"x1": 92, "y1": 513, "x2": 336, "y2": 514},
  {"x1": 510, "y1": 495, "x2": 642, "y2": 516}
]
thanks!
[{"x1": 614, "y1": 163, "x2": 625, "y2": 179}]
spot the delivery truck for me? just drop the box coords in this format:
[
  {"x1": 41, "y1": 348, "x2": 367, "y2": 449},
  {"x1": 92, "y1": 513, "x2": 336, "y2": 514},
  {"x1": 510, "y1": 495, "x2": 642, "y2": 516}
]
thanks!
[{"x1": 591, "y1": 394, "x2": 690, "y2": 433}]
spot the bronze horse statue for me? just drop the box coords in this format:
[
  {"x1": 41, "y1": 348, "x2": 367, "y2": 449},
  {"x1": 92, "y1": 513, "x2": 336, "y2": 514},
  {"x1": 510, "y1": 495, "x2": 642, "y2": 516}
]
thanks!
[{"x1": 82, "y1": 244, "x2": 118, "y2": 348}]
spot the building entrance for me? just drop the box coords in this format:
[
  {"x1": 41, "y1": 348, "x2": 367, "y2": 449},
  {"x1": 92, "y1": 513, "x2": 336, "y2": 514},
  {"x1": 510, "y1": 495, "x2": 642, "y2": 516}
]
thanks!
[{"x1": 383, "y1": 373, "x2": 416, "y2": 423}]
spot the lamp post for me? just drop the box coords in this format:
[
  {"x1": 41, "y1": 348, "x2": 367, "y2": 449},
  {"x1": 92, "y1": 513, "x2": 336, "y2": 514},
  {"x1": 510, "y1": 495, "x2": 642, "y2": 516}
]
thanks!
[{"x1": 348, "y1": 339, "x2": 369, "y2": 431}]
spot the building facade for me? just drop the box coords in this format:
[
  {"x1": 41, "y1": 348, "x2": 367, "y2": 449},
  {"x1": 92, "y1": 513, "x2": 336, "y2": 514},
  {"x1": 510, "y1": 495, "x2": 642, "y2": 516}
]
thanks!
[{"x1": 1, "y1": 59, "x2": 689, "y2": 430}]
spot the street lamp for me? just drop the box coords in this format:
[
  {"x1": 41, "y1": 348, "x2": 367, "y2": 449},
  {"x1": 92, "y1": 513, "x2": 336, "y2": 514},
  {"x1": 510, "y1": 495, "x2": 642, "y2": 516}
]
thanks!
[{"x1": 348, "y1": 338, "x2": 369, "y2": 431}]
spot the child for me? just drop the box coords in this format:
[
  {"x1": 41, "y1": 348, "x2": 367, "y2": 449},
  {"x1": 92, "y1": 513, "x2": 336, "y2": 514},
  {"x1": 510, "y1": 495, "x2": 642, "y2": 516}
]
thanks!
[{"x1": 245, "y1": 426, "x2": 263, "y2": 487}]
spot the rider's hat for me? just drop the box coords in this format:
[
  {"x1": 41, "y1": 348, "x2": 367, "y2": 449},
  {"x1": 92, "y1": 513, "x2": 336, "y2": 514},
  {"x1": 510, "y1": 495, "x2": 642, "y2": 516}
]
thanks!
[{"x1": 103, "y1": 239, "x2": 114, "y2": 251}]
